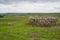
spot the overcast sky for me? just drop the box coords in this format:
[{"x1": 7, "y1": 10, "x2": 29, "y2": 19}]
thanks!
[{"x1": 0, "y1": 0, "x2": 60, "y2": 13}]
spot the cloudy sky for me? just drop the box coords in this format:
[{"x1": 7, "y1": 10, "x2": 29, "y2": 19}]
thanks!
[{"x1": 0, "y1": 0, "x2": 60, "y2": 13}]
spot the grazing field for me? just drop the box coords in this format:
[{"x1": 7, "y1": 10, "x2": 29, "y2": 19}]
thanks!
[{"x1": 0, "y1": 13, "x2": 60, "y2": 40}]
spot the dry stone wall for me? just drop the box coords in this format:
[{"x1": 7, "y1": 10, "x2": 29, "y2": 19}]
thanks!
[{"x1": 28, "y1": 16, "x2": 58, "y2": 26}]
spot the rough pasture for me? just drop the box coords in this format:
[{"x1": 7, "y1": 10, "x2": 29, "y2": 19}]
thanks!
[{"x1": 0, "y1": 13, "x2": 60, "y2": 40}]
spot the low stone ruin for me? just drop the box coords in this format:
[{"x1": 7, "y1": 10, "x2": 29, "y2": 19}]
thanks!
[{"x1": 28, "y1": 16, "x2": 58, "y2": 26}]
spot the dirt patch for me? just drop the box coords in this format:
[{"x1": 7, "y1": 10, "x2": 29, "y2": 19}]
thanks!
[{"x1": 23, "y1": 32, "x2": 40, "y2": 37}]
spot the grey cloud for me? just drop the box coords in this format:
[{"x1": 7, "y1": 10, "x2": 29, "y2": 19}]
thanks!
[{"x1": 0, "y1": 0, "x2": 60, "y2": 4}]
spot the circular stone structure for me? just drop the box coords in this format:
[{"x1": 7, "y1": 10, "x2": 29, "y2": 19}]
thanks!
[{"x1": 28, "y1": 16, "x2": 58, "y2": 26}]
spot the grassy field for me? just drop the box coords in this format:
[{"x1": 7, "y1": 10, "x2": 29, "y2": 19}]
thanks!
[{"x1": 0, "y1": 13, "x2": 60, "y2": 40}]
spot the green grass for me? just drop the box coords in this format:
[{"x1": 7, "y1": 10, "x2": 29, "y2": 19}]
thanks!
[{"x1": 0, "y1": 13, "x2": 60, "y2": 40}]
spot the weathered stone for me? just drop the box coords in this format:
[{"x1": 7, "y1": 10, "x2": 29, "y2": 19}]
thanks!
[{"x1": 28, "y1": 16, "x2": 58, "y2": 26}]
